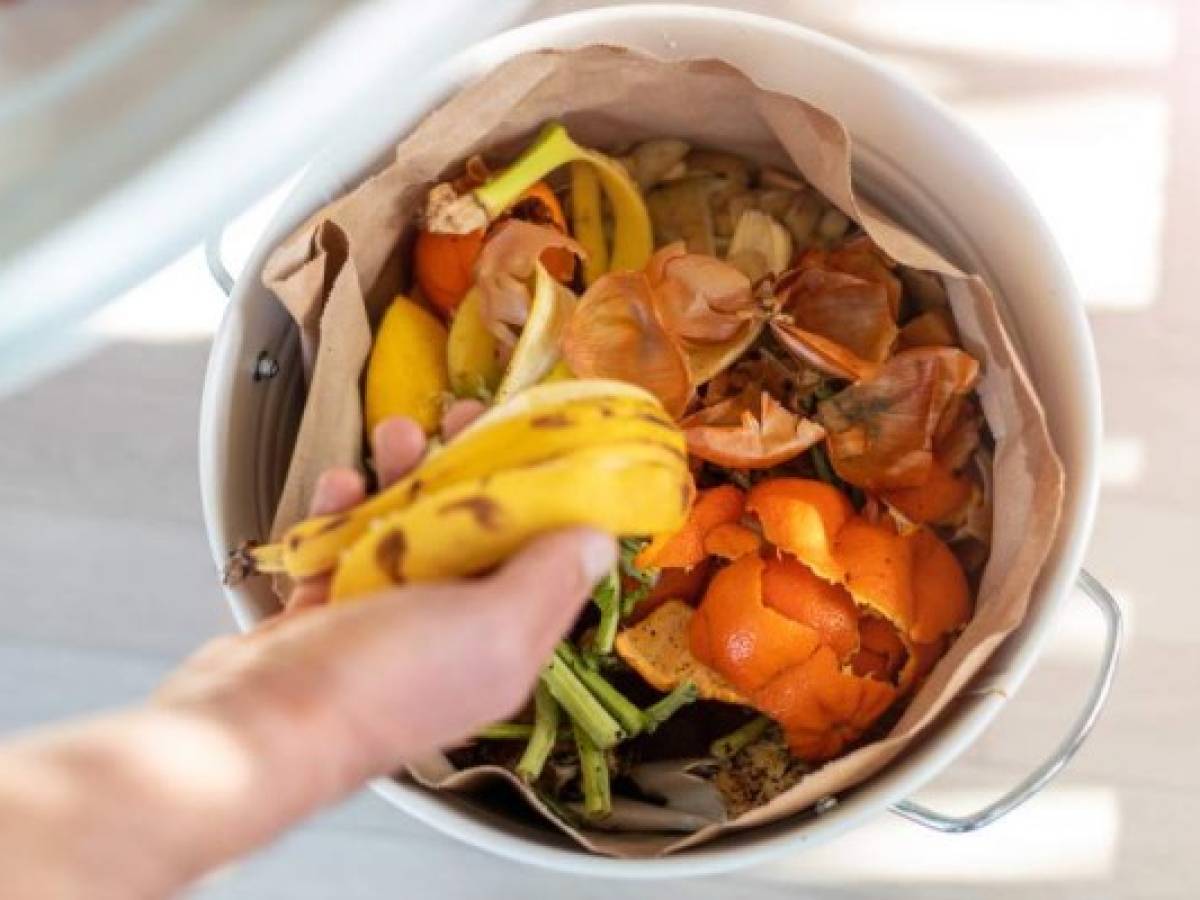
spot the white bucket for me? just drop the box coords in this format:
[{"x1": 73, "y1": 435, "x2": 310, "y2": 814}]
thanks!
[{"x1": 199, "y1": 5, "x2": 1120, "y2": 878}]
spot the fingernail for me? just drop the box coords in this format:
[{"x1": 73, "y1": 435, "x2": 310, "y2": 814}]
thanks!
[
  {"x1": 442, "y1": 399, "x2": 487, "y2": 441},
  {"x1": 311, "y1": 471, "x2": 339, "y2": 510},
  {"x1": 576, "y1": 529, "x2": 617, "y2": 584}
]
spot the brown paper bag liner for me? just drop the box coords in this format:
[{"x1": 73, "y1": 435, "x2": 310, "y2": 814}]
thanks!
[{"x1": 258, "y1": 46, "x2": 1064, "y2": 858}]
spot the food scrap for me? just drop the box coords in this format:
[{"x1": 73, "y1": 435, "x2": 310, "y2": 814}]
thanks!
[{"x1": 238, "y1": 123, "x2": 992, "y2": 826}]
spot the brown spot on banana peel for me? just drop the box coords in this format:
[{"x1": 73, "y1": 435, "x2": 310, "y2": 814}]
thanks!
[
  {"x1": 408, "y1": 479, "x2": 424, "y2": 502},
  {"x1": 439, "y1": 496, "x2": 505, "y2": 531},
  {"x1": 375, "y1": 530, "x2": 408, "y2": 584},
  {"x1": 530, "y1": 413, "x2": 572, "y2": 428},
  {"x1": 477, "y1": 440, "x2": 688, "y2": 479}
]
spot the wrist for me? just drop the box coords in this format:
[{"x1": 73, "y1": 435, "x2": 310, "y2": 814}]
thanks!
[{"x1": 0, "y1": 709, "x2": 243, "y2": 899}]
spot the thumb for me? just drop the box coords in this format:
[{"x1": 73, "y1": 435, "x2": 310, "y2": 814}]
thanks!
[
  {"x1": 477, "y1": 527, "x2": 618, "y2": 680},
  {"x1": 330, "y1": 527, "x2": 616, "y2": 772}
]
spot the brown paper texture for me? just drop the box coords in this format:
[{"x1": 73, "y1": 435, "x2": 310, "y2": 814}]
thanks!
[{"x1": 260, "y1": 45, "x2": 1064, "y2": 857}]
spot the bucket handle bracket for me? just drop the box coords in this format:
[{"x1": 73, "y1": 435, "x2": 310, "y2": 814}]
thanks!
[{"x1": 890, "y1": 569, "x2": 1121, "y2": 834}]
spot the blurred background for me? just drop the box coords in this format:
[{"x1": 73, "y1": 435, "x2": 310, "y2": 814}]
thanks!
[{"x1": 0, "y1": 1, "x2": 1193, "y2": 897}]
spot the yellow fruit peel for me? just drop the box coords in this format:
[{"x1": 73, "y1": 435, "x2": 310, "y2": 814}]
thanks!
[
  {"x1": 250, "y1": 381, "x2": 671, "y2": 580},
  {"x1": 446, "y1": 287, "x2": 500, "y2": 400},
  {"x1": 364, "y1": 296, "x2": 449, "y2": 435},
  {"x1": 330, "y1": 439, "x2": 693, "y2": 601}
]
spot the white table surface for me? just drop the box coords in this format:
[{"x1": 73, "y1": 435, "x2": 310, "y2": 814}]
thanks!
[{"x1": 1, "y1": 1, "x2": 1194, "y2": 896}]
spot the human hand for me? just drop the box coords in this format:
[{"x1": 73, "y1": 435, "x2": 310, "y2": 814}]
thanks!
[
  {"x1": 0, "y1": 403, "x2": 614, "y2": 899},
  {"x1": 157, "y1": 397, "x2": 615, "y2": 814}
]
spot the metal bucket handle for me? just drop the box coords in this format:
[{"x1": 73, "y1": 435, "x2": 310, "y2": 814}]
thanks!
[
  {"x1": 891, "y1": 570, "x2": 1122, "y2": 833},
  {"x1": 206, "y1": 236, "x2": 1122, "y2": 837},
  {"x1": 206, "y1": 232, "x2": 235, "y2": 297}
]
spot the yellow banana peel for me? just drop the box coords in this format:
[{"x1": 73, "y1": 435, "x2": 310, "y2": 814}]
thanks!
[
  {"x1": 570, "y1": 161, "x2": 608, "y2": 285},
  {"x1": 449, "y1": 378, "x2": 654, "y2": 442},
  {"x1": 578, "y1": 141, "x2": 654, "y2": 274},
  {"x1": 330, "y1": 438, "x2": 693, "y2": 601},
  {"x1": 243, "y1": 381, "x2": 680, "y2": 580},
  {"x1": 427, "y1": 123, "x2": 653, "y2": 275},
  {"x1": 540, "y1": 360, "x2": 575, "y2": 384}
]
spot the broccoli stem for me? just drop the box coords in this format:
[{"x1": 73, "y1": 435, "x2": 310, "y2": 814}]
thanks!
[
  {"x1": 474, "y1": 123, "x2": 579, "y2": 219},
  {"x1": 619, "y1": 582, "x2": 654, "y2": 619},
  {"x1": 642, "y1": 680, "x2": 699, "y2": 733},
  {"x1": 516, "y1": 682, "x2": 560, "y2": 781},
  {"x1": 477, "y1": 722, "x2": 572, "y2": 742},
  {"x1": 556, "y1": 643, "x2": 646, "y2": 737},
  {"x1": 572, "y1": 719, "x2": 612, "y2": 819},
  {"x1": 540, "y1": 654, "x2": 625, "y2": 751},
  {"x1": 590, "y1": 567, "x2": 621, "y2": 656},
  {"x1": 617, "y1": 539, "x2": 658, "y2": 618},
  {"x1": 476, "y1": 723, "x2": 535, "y2": 740},
  {"x1": 710, "y1": 715, "x2": 771, "y2": 759}
]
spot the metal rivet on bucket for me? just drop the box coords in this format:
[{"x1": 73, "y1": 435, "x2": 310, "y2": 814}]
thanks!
[
  {"x1": 253, "y1": 351, "x2": 279, "y2": 382},
  {"x1": 814, "y1": 796, "x2": 838, "y2": 816}
]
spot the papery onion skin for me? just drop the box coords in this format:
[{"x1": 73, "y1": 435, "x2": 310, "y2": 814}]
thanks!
[
  {"x1": 475, "y1": 220, "x2": 585, "y2": 348},
  {"x1": 818, "y1": 348, "x2": 979, "y2": 491},
  {"x1": 561, "y1": 270, "x2": 693, "y2": 418}
]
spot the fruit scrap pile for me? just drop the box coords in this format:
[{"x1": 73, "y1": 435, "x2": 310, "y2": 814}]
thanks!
[{"x1": 246, "y1": 123, "x2": 993, "y2": 824}]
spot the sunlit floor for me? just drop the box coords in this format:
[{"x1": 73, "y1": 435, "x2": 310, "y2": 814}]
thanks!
[{"x1": 0, "y1": 1, "x2": 1194, "y2": 897}]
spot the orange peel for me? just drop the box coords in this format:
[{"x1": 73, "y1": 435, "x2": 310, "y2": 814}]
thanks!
[
  {"x1": 626, "y1": 559, "x2": 712, "y2": 624},
  {"x1": 908, "y1": 527, "x2": 971, "y2": 643},
  {"x1": 687, "y1": 552, "x2": 897, "y2": 761},
  {"x1": 703, "y1": 522, "x2": 763, "y2": 561},
  {"x1": 614, "y1": 599, "x2": 748, "y2": 706},
  {"x1": 753, "y1": 644, "x2": 897, "y2": 760},
  {"x1": 832, "y1": 516, "x2": 915, "y2": 629},
  {"x1": 690, "y1": 554, "x2": 823, "y2": 694},
  {"x1": 850, "y1": 615, "x2": 909, "y2": 682},
  {"x1": 635, "y1": 484, "x2": 745, "y2": 571},
  {"x1": 760, "y1": 554, "x2": 859, "y2": 663},
  {"x1": 745, "y1": 478, "x2": 853, "y2": 583},
  {"x1": 879, "y1": 459, "x2": 973, "y2": 525}
]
